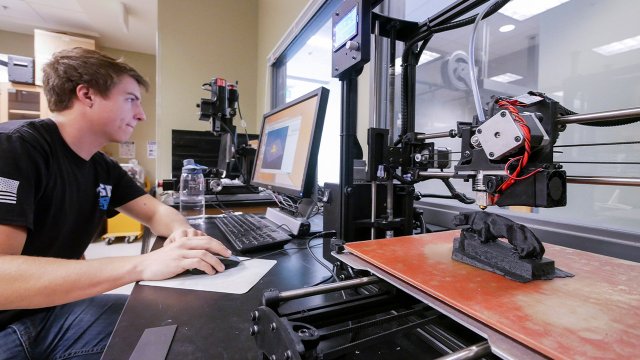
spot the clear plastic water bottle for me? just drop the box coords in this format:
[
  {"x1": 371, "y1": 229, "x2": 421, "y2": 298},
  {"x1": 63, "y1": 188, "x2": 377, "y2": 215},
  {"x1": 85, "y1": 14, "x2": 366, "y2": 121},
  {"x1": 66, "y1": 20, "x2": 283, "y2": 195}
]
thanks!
[{"x1": 179, "y1": 159, "x2": 206, "y2": 223}]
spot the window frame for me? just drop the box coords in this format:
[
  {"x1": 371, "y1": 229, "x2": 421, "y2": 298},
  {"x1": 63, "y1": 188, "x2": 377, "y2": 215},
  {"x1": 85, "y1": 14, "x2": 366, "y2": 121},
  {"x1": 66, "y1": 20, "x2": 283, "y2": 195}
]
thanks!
[{"x1": 269, "y1": 0, "x2": 342, "y2": 108}]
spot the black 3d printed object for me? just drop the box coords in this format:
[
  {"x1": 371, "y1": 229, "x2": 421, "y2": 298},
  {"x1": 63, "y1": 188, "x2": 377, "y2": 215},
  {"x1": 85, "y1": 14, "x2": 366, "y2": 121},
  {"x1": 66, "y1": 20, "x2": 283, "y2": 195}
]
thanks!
[{"x1": 452, "y1": 211, "x2": 573, "y2": 282}]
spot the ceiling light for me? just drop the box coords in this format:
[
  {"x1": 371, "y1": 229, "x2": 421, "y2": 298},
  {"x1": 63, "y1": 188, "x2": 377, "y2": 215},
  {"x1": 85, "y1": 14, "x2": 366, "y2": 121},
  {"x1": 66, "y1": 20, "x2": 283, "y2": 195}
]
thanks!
[
  {"x1": 592, "y1": 35, "x2": 640, "y2": 56},
  {"x1": 499, "y1": 0, "x2": 570, "y2": 21},
  {"x1": 489, "y1": 72, "x2": 523, "y2": 83},
  {"x1": 499, "y1": 24, "x2": 515, "y2": 33},
  {"x1": 120, "y1": 2, "x2": 129, "y2": 33}
]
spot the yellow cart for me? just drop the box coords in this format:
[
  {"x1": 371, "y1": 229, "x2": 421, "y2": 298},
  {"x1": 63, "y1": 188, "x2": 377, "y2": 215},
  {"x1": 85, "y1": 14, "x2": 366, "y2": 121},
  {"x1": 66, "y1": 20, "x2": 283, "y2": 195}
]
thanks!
[{"x1": 101, "y1": 213, "x2": 144, "y2": 245}]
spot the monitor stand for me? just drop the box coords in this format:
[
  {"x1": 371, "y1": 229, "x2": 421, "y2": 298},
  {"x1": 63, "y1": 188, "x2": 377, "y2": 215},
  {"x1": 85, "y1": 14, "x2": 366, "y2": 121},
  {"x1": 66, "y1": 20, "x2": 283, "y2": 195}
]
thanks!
[{"x1": 265, "y1": 207, "x2": 311, "y2": 237}]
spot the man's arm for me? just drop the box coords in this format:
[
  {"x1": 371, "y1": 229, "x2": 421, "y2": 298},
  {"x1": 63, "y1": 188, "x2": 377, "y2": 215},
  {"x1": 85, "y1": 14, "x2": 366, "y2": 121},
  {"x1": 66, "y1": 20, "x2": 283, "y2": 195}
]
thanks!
[
  {"x1": 0, "y1": 223, "x2": 139, "y2": 309},
  {"x1": 0, "y1": 196, "x2": 232, "y2": 310},
  {"x1": 116, "y1": 194, "x2": 191, "y2": 237},
  {"x1": 116, "y1": 194, "x2": 231, "y2": 250}
]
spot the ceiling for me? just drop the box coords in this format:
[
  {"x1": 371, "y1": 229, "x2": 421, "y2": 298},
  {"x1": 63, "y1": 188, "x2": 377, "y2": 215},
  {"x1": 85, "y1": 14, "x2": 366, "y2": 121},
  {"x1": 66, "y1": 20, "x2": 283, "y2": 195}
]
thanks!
[{"x1": 0, "y1": 0, "x2": 157, "y2": 55}]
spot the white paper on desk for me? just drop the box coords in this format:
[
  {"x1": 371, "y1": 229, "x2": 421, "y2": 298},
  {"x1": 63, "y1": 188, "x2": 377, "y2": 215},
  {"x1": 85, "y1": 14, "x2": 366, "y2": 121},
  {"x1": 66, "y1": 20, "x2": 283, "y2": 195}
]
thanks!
[{"x1": 139, "y1": 258, "x2": 276, "y2": 294}]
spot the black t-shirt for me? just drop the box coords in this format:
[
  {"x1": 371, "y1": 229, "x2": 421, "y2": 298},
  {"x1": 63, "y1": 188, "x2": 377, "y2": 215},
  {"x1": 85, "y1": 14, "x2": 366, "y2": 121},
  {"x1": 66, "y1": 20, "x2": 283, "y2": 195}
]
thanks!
[{"x1": 0, "y1": 119, "x2": 146, "y2": 328}]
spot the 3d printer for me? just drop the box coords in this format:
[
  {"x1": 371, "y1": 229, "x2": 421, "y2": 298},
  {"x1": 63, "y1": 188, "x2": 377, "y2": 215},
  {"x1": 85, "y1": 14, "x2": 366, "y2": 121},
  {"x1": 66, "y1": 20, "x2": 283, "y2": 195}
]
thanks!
[{"x1": 251, "y1": 0, "x2": 640, "y2": 359}]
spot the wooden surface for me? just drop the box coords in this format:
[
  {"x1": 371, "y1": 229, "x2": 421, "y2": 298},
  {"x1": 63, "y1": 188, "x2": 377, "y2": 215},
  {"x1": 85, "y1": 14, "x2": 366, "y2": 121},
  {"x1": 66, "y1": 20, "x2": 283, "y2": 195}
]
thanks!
[
  {"x1": 345, "y1": 231, "x2": 640, "y2": 359},
  {"x1": 204, "y1": 205, "x2": 269, "y2": 215}
]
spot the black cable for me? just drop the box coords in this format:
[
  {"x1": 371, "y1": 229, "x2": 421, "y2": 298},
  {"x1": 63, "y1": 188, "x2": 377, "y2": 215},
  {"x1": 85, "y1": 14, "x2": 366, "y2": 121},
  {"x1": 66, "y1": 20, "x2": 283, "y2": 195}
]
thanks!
[
  {"x1": 419, "y1": 193, "x2": 460, "y2": 200},
  {"x1": 220, "y1": 120, "x2": 254, "y2": 183},
  {"x1": 213, "y1": 193, "x2": 229, "y2": 211},
  {"x1": 431, "y1": 0, "x2": 510, "y2": 34},
  {"x1": 308, "y1": 205, "x2": 323, "y2": 219},
  {"x1": 311, "y1": 274, "x2": 335, "y2": 287},
  {"x1": 400, "y1": 0, "x2": 509, "y2": 64},
  {"x1": 246, "y1": 242, "x2": 323, "y2": 261},
  {"x1": 306, "y1": 231, "x2": 338, "y2": 281},
  {"x1": 275, "y1": 223, "x2": 295, "y2": 235},
  {"x1": 217, "y1": 122, "x2": 240, "y2": 180},
  {"x1": 400, "y1": 34, "x2": 430, "y2": 137},
  {"x1": 236, "y1": 92, "x2": 251, "y2": 146},
  {"x1": 219, "y1": 121, "x2": 237, "y2": 150},
  {"x1": 416, "y1": 32, "x2": 431, "y2": 60},
  {"x1": 441, "y1": 178, "x2": 476, "y2": 204},
  {"x1": 398, "y1": 0, "x2": 510, "y2": 138},
  {"x1": 231, "y1": 82, "x2": 252, "y2": 184},
  {"x1": 419, "y1": 215, "x2": 427, "y2": 234}
]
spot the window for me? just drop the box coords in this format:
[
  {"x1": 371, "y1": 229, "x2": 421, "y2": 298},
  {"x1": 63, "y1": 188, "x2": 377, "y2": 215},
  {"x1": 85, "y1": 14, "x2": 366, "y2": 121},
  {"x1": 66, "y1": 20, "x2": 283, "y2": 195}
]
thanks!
[
  {"x1": 271, "y1": 0, "x2": 342, "y2": 186},
  {"x1": 383, "y1": 0, "x2": 640, "y2": 234},
  {"x1": 271, "y1": 0, "x2": 640, "y2": 237}
]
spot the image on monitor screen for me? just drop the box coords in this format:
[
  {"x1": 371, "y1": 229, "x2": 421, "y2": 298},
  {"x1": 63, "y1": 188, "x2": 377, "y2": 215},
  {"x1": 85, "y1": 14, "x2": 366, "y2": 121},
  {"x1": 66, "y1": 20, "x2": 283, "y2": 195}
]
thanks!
[{"x1": 251, "y1": 87, "x2": 329, "y2": 198}]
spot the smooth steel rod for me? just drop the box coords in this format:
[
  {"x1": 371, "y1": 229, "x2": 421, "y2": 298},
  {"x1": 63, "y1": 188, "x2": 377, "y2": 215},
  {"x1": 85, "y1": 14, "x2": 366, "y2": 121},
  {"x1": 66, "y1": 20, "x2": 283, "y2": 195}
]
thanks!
[
  {"x1": 417, "y1": 130, "x2": 455, "y2": 140},
  {"x1": 416, "y1": 173, "x2": 640, "y2": 187},
  {"x1": 435, "y1": 341, "x2": 492, "y2": 360},
  {"x1": 558, "y1": 107, "x2": 640, "y2": 125},
  {"x1": 567, "y1": 176, "x2": 640, "y2": 187},
  {"x1": 275, "y1": 276, "x2": 380, "y2": 302},
  {"x1": 418, "y1": 171, "x2": 456, "y2": 179}
]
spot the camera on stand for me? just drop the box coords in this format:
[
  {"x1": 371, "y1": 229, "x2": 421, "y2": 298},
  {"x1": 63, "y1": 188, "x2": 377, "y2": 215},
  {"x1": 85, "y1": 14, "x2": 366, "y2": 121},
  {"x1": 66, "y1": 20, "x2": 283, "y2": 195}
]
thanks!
[
  {"x1": 195, "y1": 77, "x2": 256, "y2": 188},
  {"x1": 197, "y1": 77, "x2": 239, "y2": 135}
]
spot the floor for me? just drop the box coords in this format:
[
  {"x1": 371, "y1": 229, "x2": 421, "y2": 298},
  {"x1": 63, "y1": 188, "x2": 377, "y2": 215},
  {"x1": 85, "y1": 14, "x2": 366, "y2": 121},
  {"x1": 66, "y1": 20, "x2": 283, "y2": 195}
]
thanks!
[{"x1": 84, "y1": 238, "x2": 146, "y2": 295}]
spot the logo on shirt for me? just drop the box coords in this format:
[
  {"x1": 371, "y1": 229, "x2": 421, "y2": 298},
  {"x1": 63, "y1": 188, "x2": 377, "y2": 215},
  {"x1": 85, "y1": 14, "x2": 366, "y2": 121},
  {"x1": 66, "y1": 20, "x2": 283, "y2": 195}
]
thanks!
[
  {"x1": 0, "y1": 177, "x2": 19, "y2": 204},
  {"x1": 97, "y1": 183, "x2": 113, "y2": 210}
]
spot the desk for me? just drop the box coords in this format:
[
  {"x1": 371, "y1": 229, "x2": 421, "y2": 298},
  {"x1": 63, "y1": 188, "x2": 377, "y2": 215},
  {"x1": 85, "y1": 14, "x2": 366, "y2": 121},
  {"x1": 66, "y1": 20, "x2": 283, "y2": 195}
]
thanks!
[
  {"x1": 102, "y1": 218, "x2": 330, "y2": 360},
  {"x1": 162, "y1": 192, "x2": 276, "y2": 215}
]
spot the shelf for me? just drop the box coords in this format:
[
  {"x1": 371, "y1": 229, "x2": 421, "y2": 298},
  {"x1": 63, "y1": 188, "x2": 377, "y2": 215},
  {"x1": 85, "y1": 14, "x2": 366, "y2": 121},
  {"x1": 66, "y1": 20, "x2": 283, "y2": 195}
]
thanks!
[{"x1": 1, "y1": 82, "x2": 51, "y2": 122}]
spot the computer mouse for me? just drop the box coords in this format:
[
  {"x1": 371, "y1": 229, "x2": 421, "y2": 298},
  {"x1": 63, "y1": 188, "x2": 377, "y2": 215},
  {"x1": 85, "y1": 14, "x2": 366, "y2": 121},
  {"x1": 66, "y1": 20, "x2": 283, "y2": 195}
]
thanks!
[
  {"x1": 186, "y1": 255, "x2": 241, "y2": 275},
  {"x1": 216, "y1": 255, "x2": 241, "y2": 269}
]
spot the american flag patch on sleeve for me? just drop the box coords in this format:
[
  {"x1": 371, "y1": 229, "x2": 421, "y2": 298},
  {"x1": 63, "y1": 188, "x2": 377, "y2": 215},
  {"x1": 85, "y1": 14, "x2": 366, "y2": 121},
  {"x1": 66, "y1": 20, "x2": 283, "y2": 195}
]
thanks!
[{"x1": 0, "y1": 177, "x2": 19, "y2": 204}]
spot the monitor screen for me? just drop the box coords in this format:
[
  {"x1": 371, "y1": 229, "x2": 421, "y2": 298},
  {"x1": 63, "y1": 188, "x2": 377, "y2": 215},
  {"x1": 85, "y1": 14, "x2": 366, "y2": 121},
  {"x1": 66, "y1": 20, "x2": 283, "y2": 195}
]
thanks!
[{"x1": 251, "y1": 87, "x2": 329, "y2": 198}]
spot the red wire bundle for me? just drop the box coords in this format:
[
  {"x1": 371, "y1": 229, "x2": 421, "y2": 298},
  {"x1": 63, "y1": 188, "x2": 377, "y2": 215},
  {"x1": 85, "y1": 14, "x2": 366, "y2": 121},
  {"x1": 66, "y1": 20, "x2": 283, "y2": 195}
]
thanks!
[{"x1": 494, "y1": 99, "x2": 542, "y2": 198}]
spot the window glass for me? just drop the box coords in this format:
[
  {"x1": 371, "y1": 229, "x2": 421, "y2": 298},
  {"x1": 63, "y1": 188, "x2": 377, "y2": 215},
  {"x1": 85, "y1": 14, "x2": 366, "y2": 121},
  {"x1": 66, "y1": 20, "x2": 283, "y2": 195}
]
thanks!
[
  {"x1": 274, "y1": 14, "x2": 342, "y2": 186},
  {"x1": 390, "y1": 0, "x2": 640, "y2": 233}
]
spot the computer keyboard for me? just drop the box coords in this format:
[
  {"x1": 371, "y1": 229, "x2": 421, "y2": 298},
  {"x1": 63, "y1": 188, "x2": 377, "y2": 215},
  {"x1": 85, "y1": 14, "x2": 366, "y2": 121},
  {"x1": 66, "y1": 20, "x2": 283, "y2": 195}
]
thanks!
[{"x1": 214, "y1": 213, "x2": 292, "y2": 253}]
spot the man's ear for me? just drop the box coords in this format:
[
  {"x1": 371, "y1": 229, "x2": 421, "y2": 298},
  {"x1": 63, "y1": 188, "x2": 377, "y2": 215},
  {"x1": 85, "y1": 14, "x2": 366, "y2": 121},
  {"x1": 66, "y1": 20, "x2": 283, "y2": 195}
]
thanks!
[{"x1": 76, "y1": 84, "x2": 94, "y2": 108}]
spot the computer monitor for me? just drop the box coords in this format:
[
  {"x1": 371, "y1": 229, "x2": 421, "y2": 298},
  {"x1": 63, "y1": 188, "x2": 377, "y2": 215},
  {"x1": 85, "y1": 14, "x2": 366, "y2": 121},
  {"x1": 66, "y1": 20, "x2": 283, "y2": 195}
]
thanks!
[{"x1": 251, "y1": 87, "x2": 329, "y2": 199}]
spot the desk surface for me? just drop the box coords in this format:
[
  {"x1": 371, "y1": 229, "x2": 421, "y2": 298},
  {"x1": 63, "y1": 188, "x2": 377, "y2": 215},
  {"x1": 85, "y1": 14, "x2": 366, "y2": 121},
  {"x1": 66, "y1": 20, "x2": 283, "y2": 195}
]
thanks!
[
  {"x1": 344, "y1": 231, "x2": 640, "y2": 360},
  {"x1": 102, "y1": 220, "x2": 330, "y2": 360}
]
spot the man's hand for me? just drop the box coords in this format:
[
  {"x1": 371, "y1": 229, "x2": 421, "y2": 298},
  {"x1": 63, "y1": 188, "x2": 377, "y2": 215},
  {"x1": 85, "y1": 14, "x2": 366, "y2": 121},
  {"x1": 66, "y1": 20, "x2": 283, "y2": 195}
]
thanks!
[
  {"x1": 163, "y1": 227, "x2": 209, "y2": 246},
  {"x1": 137, "y1": 228, "x2": 232, "y2": 280}
]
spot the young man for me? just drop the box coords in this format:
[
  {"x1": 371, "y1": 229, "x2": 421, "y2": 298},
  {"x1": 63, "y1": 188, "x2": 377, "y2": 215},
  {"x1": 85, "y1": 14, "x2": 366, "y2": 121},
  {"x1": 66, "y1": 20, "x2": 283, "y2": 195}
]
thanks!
[{"x1": 0, "y1": 47, "x2": 232, "y2": 359}]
